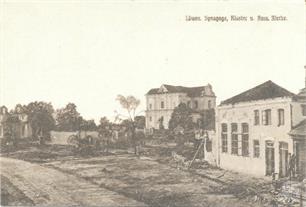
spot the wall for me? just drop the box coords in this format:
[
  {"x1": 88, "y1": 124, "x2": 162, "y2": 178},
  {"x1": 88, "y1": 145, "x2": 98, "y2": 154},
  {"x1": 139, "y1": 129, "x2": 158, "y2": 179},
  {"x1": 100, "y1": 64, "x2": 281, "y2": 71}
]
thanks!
[
  {"x1": 291, "y1": 101, "x2": 306, "y2": 127},
  {"x1": 216, "y1": 97, "x2": 294, "y2": 177},
  {"x1": 191, "y1": 96, "x2": 216, "y2": 111},
  {"x1": 50, "y1": 131, "x2": 77, "y2": 145}
]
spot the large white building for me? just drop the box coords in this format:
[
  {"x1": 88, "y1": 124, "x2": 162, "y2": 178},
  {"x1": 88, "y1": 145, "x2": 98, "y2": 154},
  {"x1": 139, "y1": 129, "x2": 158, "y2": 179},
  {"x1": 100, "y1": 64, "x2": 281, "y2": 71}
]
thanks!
[
  {"x1": 145, "y1": 84, "x2": 216, "y2": 129},
  {"x1": 215, "y1": 80, "x2": 306, "y2": 177}
]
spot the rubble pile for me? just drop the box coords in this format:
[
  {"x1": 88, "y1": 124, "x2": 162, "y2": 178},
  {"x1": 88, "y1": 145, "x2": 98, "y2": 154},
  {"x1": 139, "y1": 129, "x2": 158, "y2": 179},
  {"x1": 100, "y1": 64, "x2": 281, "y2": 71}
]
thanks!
[{"x1": 272, "y1": 179, "x2": 306, "y2": 207}]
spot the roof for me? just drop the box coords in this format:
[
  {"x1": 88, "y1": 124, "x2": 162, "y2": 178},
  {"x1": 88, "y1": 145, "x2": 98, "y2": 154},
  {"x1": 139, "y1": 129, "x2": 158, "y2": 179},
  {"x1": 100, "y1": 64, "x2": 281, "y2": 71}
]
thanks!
[
  {"x1": 220, "y1": 80, "x2": 295, "y2": 105},
  {"x1": 289, "y1": 119, "x2": 306, "y2": 138},
  {"x1": 297, "y1": 88, "x2": 306, "y2": 97},
  {"x1": 146, "y1": 84, "x2": 215, "y2": 97}
]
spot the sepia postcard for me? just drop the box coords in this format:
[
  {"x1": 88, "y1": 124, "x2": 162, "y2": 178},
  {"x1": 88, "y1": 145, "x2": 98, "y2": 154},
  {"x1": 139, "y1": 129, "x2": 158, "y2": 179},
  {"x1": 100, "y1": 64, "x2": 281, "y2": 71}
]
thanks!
[{"x1": 0, "y1": 0, "x2": 305, "y2": 206}]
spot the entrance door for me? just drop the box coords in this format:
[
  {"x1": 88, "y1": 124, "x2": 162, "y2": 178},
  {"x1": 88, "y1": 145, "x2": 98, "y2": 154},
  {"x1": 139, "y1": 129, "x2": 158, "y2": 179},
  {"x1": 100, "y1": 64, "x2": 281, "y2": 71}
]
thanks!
[
  {"x1": 266, "y1": 141, "x2": 275, "y2": 176},
  {"x1": 279, "y1": 142, "x2": 288, "y2": 178}
]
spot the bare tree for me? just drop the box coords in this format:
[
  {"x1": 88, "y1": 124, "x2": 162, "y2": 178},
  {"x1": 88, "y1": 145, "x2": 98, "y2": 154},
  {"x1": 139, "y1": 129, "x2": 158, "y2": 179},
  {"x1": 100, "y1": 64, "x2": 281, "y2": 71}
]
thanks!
[{"x1": 115, "y1": 95, "x2": 141, "y2": 155}]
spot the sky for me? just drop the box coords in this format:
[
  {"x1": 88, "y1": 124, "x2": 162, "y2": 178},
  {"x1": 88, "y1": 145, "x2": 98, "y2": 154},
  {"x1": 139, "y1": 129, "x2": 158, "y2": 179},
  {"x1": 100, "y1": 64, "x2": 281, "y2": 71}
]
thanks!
[{"x1": 1, "y1": 0, "x2": 305, "y2": 123}]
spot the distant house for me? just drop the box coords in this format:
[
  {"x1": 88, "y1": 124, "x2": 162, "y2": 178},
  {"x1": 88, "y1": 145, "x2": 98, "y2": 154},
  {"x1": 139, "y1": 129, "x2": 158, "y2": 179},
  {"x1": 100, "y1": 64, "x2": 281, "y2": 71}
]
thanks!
[
  {"x1": 0, "y1": 105, "x2": 32, "y2": 140},
  {"x1": 145, "y1": 84, "x2": 216, "y2": 129},
  {"x1": 215, "y1": 80, "x2": 306, "y2": 177}
]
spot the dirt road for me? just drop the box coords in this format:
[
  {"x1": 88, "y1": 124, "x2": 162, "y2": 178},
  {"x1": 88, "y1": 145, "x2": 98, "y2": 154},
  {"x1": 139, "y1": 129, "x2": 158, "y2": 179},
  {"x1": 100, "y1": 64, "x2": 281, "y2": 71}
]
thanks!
[
  {"x1": 43, "y1": 154, "x2": 264, "y2": 207},
  {"x1": 0, "y1": 157, "x2": 146, "y2": 206}
]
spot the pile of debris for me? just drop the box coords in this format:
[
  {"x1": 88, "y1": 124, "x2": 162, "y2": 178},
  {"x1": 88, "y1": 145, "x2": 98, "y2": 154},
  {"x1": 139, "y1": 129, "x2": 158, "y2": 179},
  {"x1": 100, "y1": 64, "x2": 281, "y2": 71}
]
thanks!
[
  {"x1": 170, "y1": 151, "x2": 191, "y2": 170},
  {"x1": 272, "y1": 179, "x2": 306, "y2": 206}
]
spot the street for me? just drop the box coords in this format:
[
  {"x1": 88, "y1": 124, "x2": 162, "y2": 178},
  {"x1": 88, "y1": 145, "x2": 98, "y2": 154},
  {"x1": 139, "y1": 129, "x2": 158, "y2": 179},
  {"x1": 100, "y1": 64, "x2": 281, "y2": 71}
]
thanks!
[
  {"x1": 1, "y1": 146, "x2": 267, "y2": 207},
  {"x1": 1, "y1": 157, "x2": 146, "y2": 206}
]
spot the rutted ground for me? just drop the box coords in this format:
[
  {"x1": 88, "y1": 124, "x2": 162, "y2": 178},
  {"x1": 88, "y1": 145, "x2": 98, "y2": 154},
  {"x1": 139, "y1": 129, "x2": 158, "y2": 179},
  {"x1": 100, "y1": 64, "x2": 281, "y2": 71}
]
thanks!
[
  {"x1": 1, "y1": 175, "x2": 34, "y2": 206},
  {"x1": 1, "y1": 157, "x2": 146, "y2": 206},
  {"x1": 43, "y1": 154, "x2": 265, "y2": 207},
  {"x1": 1, "y1": 144, "x2": 289, "y2": 206}
]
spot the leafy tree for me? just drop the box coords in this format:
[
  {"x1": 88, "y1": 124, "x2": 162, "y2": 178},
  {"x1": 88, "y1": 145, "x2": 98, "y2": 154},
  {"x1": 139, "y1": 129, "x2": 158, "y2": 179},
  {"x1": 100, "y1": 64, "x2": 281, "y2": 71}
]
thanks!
[
  {"x1": 24, "y1": 101, "x2": 55, "y2": 141},
  {"x1": 134, "y1": 116, "x2": 145, "y2": 129},
  {"x1": 168, "y1": 103, "x2": 195, "y2": 131},
  {"x1": 99, "y1": 117, "x2": 111, "y2": 128},
  {"x1": 198, "y1": 109, "x2": 215, "y2": 130},
  {"x1": 98, "y1": 116, "x2": 111, "y2": 137},
  {"x1": 80, "y1": 118, "x2": 97, "y2": 131},
  {"x1": 55, "y1": 103, "x2": 81, "y2": 131},
  {"x1": 115, "y1": 95, "x2": 141, "y2": 155}
]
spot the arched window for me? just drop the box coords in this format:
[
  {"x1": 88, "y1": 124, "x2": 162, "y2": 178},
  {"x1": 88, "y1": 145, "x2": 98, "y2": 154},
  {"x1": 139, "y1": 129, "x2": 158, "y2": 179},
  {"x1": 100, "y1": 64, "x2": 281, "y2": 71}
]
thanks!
[
  {"x1": 161, "y1": 101, "x2": 164, "y2": 109},
  {"x1": 208, "y1": 100, "x2": 212, "y2": 109}
]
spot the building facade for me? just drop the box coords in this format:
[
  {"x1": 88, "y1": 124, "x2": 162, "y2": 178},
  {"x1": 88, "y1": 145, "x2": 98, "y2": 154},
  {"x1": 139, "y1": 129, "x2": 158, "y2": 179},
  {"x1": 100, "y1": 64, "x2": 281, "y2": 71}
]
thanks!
[
  {"x1": 145, "y1": 84, "x2": 216, "y2": 129},
  {"x1": 0, "y1": 106, "x2": 32, "y2": 140},
  {"x1": 215, "y1": 80, "x2": 306, "y2": 177}
]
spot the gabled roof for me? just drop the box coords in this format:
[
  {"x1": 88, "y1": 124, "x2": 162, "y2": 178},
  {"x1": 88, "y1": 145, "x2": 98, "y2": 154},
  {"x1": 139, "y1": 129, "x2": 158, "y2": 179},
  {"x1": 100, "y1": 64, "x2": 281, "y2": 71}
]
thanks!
[
  {"x1": 146, "y1": 84, "x2": 215, "y2": 97},
  {"x1": 220, "y1": 80, "x2": 295, "y2": 105},
  {"x1": 289, "y1": 119, "x2": 306, "y2": 138}
]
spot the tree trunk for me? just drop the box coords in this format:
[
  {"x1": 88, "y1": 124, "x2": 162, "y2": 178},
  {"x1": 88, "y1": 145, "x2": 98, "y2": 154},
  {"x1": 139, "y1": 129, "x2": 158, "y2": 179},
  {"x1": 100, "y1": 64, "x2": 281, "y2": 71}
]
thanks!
[{"x1": 131, "y1": 123, "x2": 137, "y2": 155}]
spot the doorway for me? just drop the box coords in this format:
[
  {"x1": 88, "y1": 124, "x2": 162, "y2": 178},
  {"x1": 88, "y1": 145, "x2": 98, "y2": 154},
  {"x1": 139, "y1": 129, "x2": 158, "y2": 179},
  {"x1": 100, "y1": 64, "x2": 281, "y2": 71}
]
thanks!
[
  {"x1": 265, "y1": 141, "x2": 275, "y2": 176},
  {"x1": 279, "y1": 142, "x2": 288, "y2": 178}
]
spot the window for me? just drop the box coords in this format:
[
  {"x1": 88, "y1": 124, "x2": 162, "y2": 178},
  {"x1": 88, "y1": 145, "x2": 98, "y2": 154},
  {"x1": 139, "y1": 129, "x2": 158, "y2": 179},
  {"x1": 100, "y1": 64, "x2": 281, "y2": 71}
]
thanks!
[
  {"x1": 149, "y1": 117, "x2": 152, "y2": 122},
  {"x1": 262, "y1": 109, "x2": 272, "y2": 125},
  {"x1": 302, "y1": 105, "x2": 306, "y2": 116},
  {"x1": 278, "y1": 109, "x2": 285, "y2": 126},
  {"x1": 161, "y1": 101, "x2": 164, "y2": 109},
  {"x1": 187, "y1": 101, "x2": 191, "y2": 108},
  {"x1": 231, "y1": 123, "x2": 238, "y2": 155},
  {"x1": 253, "y1": 140, "x2": 260, "y2": 158},
  {"x1": 221, "y1": 124, "x2": 228, "y2": 153},
  {"x1": 208, "y1": 100, "x2": 212, "y2": 109},
  {"x1": 254, "y1": 110, "x2": 260, "y2": 125},
  {"x1": 194, "y1": 101, "x2": 198, "y2": 109},
  {"x1": 149, "y1": 104, "x2": 152, "y2": 110},
  {"x1": 241, "y1": 123, "x2": 249, "y2": 156}
]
